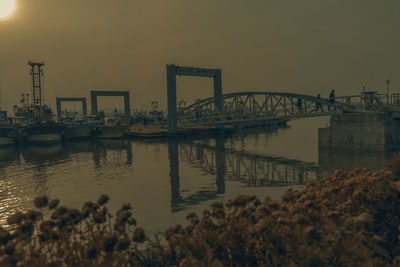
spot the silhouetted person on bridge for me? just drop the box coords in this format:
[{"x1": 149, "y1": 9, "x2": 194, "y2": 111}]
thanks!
[
  {"x1": 296, "y1": 98, "x2": 303, "y2": 113},
  {"x1": 328, "y1": 90, "x2": 335, "y2": 111},
  {"x1": 316, "y1": 94, "x2": 323, "y2": 112}
]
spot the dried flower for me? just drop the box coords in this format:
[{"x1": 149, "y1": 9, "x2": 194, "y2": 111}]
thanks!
[
  {"x1": 0, "y1": 230, "x2": 13, "y2": 245},
  {"x1": 97, "y1": 194, "x2": 110, "y2": 206},
  {"x1": 104, "y1": 235, "x2": 118, "y2": 253},
  {"x1": 33, "y1": 196, "x2": 48, "y2": 208},
  {"x1": 87, "y1": 246, "x2": 97, "y2": 259},
  {"x1": 127, "y1": 217, "x2": 137, "y2": 226},
  {"x1": 23, "y1": 210, "x2": 42, "y2": 222},
  {"x1": 83, "y1": 201, "x2": 99, "y2": 212},
  {"x1": 51, "y1": 206, "x2": 68, "y2": 220},
  {"x1": 93, "y1": 211, "x2": 106, "y2": 224},
  {"x1": 133, "y1": 228, "x2": 146, "y2": 243},
  {"x1": 18, "y1": 222, "x2": 34, "y2": 237},
  {"x1": 117, "y1": 238, "x2": 131, "y2": 251},
  {"x1": 115, "y1": 210, "x2": 132, "y2": 225},
  {"x1": 48, "y1": 199, "x2": 60, "y2": 210},
  {"x1": 4, "y1": 243, "x2": 14, "y2": 255},
  {"x1": 186, "y1": 212, "x2": 198, "y2": 220},
  {"x1": 66, "y1": 209, "x2": 82, "y2": 224}
]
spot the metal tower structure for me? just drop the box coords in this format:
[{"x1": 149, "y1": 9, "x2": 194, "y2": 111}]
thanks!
[{"x1": 28, "y1": 61, "x2": 45, "y2": 107}]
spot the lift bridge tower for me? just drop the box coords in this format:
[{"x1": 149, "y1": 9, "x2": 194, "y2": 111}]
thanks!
[{"x1": 28, "y1": 61, "x2": 45, "y2": 107}]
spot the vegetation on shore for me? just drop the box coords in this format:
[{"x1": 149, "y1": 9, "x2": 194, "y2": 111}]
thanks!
[{"x1": 2, "y1": 155, "x2": 400, "y2": 266}]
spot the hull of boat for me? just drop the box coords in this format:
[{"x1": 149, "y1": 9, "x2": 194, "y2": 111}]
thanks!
[
  {"x1": 25, "y1": 133, "x2": 62, "y2": 144},
  {"x1": 0, "y1": 126, "x2": 18, "y2": 147},
  {"x1": 20, "y1": 123, "x2": 67, "y2": 144},
  {"x1": 93, "y1": 126, "x2": 125, "y2": 139},
  {"x1": 66, "y1": 125, "x2": 93, "y2": 139},
  {"x1": 0, "y1": 137, "x2": 16, "y2": 147}
]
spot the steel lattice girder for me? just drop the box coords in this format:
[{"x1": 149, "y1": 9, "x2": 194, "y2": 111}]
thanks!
[{"x1": 178, "y1": 92, "x2": 356, "y2": 126}]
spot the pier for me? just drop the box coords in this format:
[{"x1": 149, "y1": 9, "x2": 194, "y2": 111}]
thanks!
[{"x1": 318, "y1": 112, "x2": 400, "y2": 152}]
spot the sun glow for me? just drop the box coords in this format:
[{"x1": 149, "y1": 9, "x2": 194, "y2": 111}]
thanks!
[{"x1": 0, "y1": 0, "x2": 15, "y2": 19}]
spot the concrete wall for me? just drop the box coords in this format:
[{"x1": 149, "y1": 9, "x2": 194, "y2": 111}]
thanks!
[{"x1": 318, "y1": 112, "x2": 400, "y2": 152}]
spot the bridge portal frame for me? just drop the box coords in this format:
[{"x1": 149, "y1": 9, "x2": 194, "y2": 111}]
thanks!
[
  {"x1": 56, "y1": 97, "x2": 88, "y2": 117},
  {"x1": 90, "y1": 90, "x2": 131, "y2": 119},
  {"x1": 167, "y1": 64, "x2": 222, "y2": 132}
]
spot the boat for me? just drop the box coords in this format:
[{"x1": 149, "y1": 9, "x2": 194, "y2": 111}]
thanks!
[
  {"x1": 125, "y1": 123, "x2": 167, "y2": 139},
  {"x1": 0, "y1": 126, "x2": 18, "y2": 147},
  {"x1": 13, "y1": 62, "x2": 68, "y2": 145},
  {"x1": 14, "y1": 104, "x2": 67, "y2": 145},
  {"x1": 92, "y1": 115, "x2": 127, "y2": 139},
  {"x1": 65, "y1": 120, "x2": 94, "y2": 140},
  {"x1": 19, "y1": 123, "x2": 67, "y2": 144},
  {"x1": 93, "y1": 124, "x2": 126, "y2": 139},
  {"x1": 58, "y1": 115, "x2": 96, "y2": 140},
  {"x1": 0, "y1": 111, "x2": 18, "y2": 147}
]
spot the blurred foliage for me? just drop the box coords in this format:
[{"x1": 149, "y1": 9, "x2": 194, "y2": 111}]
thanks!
[{"x1": 3, "y1": 154, "x2": 400, "y2": 266}]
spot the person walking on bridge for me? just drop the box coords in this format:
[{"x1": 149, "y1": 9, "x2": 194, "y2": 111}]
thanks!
[
  {"x1": 328, "y1": 90, "x2": 336, "y2": 111},
  {"x1": 296, "y1": 98, "x2": 303, "y2": 113}
]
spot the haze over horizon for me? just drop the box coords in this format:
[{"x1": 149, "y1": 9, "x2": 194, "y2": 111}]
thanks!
[{"x1": 0, "y1": 0, "x2": 399, "y2": 112}]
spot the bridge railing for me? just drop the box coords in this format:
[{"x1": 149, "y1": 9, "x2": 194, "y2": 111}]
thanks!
[{"x1": 335, "y1": 93, "x2": 400, "y2": 112}]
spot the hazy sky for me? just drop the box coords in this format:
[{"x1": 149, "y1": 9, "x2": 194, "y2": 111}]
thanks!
[{"x1": 0, "y1": 0, "x2": 399, "y2": 112}]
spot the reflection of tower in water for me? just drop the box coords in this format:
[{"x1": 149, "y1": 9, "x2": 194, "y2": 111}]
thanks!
[
  {"x1": 215, "y1": 136, "x2": 226, "y2": 194},
  {"x1": 168, "y1": 137, "x2": 227, "y2": 212},
  {"x1": 168, "y1": 140, "x2": 182, "y2": 207},
  {"x1": 91, "y1": 140, "x2": 133, "y2": 169}
]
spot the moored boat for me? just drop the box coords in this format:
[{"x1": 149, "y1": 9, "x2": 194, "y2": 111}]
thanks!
[
  {"x1": 14, "y1": 100, "x2": 67, "y2": 145},
  {"x1": 0, "y1": 111, "x2": 17, "y2": 146},
  {"x1": 91, "y1": 116, "x2": 127, "y2": 139},
  {"x1": 65, "y1": 123, "x2": 94, "y2": 140},
  {"x1": 0, "y1": 126, "x2": 18, "y2": 146},
  {"x1": 13, "y1": 61, "x2": 68, "y2": 145},
  {"x1": 92, "y1": 125, "x2": 125, "y2": 139},
  {"x1": 58, "y1": 116, "x2": 96, "y2": 140},
  {"x1": 19, "y1": 122, "x2": 67, "y2": 144}
]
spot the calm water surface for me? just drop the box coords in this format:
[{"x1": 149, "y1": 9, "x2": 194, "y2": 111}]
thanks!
[{"x1": 0, "y1": 117, "x2": 394, "y2": 234}]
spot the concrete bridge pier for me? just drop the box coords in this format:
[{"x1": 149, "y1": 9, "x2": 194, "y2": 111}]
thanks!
[{"x1": 318, "y1": 112, "x2": 400, "y2": 152}]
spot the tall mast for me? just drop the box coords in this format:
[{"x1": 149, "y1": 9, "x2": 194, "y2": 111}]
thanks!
[{"x1": 28, "y1": 61, "x2": 44, "y2": 107}]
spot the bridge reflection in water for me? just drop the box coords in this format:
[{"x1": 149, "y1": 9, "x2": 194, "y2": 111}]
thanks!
[{"x1": 168, "y1": 136, "x2": 328, "y2": 212}]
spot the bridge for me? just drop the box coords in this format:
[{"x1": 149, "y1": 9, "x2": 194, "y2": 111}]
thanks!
[
  {"x1": 179, "y1": 139, "x2": 327, "y2": 187},
  {"x1": 166, "y1": 65, "x2": 359, "y2": 131},
  {"x1": 177, "y1": 92, "x2": 356, "y2": 127}
]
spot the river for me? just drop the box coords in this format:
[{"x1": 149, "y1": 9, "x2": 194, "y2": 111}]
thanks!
[{"x1": 0, "y1": 117, "x2": 395, "y2": 234}]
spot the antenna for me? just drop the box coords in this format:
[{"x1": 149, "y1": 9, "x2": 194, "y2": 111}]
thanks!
[{"x1": 28, "y1": 61, "x2": 45, "y2": 107}]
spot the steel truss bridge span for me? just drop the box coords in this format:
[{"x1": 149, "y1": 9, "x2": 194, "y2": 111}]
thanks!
[{"x1": 178, "y1": 92, "x2": 356, "y2": 127}]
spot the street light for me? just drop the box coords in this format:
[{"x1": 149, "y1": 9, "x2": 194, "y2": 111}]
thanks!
[{"x1": 386, "y1": 79, "x2": 391, "y2": 107}]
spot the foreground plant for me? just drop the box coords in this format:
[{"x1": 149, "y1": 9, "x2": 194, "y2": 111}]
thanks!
[
  {"x1": 164, "y1": 157, "x2": 400, "y2": 266},
  {"x1": 1, "y1": 194, "x2": 163, "y2": 266}
]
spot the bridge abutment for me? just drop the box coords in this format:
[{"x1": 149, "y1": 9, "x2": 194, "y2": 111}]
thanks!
[{"x1": 318, "y1": 112, "x2": 400, "y2": 152}]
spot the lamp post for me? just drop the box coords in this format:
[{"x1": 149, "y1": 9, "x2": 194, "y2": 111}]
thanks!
[{"x1": 386, "y1": 79, "x2": 391, "y2": 108}]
